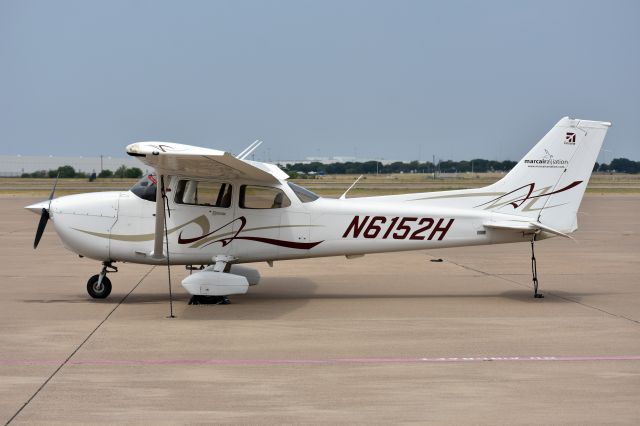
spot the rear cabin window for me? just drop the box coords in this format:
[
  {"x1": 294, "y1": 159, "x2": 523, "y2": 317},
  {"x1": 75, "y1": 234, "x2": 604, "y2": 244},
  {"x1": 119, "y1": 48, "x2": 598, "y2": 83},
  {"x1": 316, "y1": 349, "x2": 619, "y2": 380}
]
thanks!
[
  {"x1": 240, "y1": 185, "x2": 291, "y2": 209},
  {"x1": 175, "y1": 180, "x2": 232, "y2": 208},
  {"x1": 130, "y1": 175, "x2": 157, "y2": 202}
]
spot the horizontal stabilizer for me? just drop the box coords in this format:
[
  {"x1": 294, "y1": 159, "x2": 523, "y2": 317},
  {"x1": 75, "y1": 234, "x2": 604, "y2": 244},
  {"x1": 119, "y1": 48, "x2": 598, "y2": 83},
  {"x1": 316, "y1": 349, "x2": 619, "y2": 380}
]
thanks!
[{"x1": 484, "y1": 220, "x2": 574, "y2": 239}]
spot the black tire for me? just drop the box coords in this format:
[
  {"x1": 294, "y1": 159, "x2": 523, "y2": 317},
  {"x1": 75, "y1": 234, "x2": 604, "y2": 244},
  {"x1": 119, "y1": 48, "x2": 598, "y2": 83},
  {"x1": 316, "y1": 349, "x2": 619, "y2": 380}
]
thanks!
[{"x1": 87, "y1": 274, "x2": 112, "y2": 299}]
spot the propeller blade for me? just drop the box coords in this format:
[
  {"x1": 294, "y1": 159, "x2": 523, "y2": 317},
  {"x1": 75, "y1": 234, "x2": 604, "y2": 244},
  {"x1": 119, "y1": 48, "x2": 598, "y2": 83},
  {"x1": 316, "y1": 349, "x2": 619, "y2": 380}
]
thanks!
[
  {"x1": 33, "y1": 208, "x2": 50, "y2": 249},
  {"x1": 48, "y1": 172, "x2": 60, "y2": 208},
  {"x1": 33, "y1": 173, "x2": 58, "y2": 249}
]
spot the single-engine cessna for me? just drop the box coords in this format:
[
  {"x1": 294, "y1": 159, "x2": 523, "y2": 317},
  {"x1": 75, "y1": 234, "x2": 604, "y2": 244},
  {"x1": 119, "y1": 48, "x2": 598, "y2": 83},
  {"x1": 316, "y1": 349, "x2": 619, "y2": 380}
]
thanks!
[{"x1": 27, "y1": 117, "x2": 610, "y2": 303}]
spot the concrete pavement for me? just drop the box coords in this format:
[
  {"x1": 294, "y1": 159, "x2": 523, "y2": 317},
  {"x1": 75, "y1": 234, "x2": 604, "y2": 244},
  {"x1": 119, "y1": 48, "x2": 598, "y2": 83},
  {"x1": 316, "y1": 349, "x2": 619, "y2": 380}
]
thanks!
[{"x1": 1, "y1": 195, "x2": 638, "y2": 424}]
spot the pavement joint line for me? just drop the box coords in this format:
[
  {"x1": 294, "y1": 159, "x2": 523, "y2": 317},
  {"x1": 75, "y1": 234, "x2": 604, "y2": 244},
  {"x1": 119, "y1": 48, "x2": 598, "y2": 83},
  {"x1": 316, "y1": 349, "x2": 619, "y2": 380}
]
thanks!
[
  {"x1": 0, "y1": 355, "x2": 639, "y2": 367},
  {"x1": 4, "y1": 266, "x2": 156, "y2": 426},
  {"x1": 430, "y1": 255, "x2": 640, "y2": 325}
]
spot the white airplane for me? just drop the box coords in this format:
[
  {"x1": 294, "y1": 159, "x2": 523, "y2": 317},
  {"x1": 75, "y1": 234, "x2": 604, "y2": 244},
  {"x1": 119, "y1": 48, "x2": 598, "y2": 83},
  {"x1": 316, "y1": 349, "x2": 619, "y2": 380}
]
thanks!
[{"x1": 27, "y1": 117, "x2": 610, "y2": 304}]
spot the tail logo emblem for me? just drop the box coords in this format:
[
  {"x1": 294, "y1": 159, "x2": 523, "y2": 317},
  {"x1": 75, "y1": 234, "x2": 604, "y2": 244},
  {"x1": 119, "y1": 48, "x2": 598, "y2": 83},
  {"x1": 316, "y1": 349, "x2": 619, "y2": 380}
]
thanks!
[
  {"x1": 524, "y1": 149, "x2": 568, "y2": 168},
  {"x1": 565, "y1": 132, "x2": 576, "y2": 144}
]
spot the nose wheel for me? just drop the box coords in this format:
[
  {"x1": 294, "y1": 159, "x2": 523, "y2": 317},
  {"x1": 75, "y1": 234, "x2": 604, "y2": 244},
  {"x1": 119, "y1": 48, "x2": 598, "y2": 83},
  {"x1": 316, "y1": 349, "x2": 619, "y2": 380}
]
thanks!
[
  {"x1": 87, "y1": 262, "x2": 117, "y2": 299},
  {"x1": 87, "y1": 275, "x2": 112, "y2": 298}
]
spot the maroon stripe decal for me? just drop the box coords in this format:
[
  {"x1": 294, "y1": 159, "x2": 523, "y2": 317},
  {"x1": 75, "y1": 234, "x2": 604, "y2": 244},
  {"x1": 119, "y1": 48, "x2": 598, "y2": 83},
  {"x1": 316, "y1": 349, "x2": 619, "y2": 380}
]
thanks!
[
  {"x1": 525, "y1": 180, "x2": 583, "y2": 202},
  {"x1": 475, "y1": 180, "x2": 583, "y2": 209},
  {"x1": 178, "y1": 216, "x2": 246, "y2": 245},
  {"x1": 231, "y1": 236, "x2": 323, "y2": 250},
  {"x1": 179, "y1": 215, "x2": 322, "y2": 250}
]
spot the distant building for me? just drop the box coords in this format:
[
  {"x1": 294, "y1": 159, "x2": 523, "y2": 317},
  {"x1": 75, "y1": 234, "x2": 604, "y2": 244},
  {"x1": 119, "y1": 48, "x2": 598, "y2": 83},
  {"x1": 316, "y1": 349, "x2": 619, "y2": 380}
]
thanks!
[
  {"x1": 0, "y1": 155, "x2": 148, "y2": 177},
  {"x1": 276, "y1": 156, "x2": 398, "y2": 166}
]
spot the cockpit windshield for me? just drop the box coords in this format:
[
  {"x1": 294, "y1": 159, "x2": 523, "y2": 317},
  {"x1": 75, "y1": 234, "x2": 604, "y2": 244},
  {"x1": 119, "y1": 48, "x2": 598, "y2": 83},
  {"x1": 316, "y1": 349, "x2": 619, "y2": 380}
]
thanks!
[
  {"x1": 287, "y1": 181, "x2": 320, "y2": 203},
  {"x1": 130, "y1": 174, "x2": 157, "y2": 202}
]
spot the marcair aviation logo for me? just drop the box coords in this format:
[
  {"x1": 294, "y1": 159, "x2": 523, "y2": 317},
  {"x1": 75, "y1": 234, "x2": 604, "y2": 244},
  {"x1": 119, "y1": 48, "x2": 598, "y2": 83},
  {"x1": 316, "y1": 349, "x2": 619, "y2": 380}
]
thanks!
[
  {"x1": 565, "y1": 132, "x2": 576, "y2": 145},
  {"x1": 523, "y1": 149, "x2": 568, "y2": 169}
]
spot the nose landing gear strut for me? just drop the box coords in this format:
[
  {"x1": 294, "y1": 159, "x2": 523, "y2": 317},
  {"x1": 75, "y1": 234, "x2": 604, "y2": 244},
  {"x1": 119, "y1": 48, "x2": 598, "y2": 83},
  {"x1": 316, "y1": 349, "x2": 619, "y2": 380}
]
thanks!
[{"x1": 87, "y1": 261, "x2": 117, "y2": 299}]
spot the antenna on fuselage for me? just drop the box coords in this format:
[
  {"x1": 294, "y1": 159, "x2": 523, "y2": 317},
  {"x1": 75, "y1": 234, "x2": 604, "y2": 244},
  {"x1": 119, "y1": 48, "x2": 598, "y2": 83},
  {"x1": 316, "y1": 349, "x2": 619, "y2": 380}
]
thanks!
[
  {"x1": 236, "y1": 140, "x2": 263, "y2": 160},
  {"x1": 339, "y1": 175, "x2": 363, "y2": 200}
]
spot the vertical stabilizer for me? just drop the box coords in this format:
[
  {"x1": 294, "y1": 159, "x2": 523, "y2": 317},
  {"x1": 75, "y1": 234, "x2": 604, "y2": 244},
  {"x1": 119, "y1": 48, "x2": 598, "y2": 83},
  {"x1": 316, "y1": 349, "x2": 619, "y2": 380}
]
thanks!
[{"x1": 483, "y1": 117, "x2": 610, "y2": 232}]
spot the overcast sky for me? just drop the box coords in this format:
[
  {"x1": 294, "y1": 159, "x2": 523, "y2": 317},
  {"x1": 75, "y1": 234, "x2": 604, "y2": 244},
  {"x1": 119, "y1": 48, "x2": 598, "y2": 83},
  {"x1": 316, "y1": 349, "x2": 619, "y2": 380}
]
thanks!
[{"x1": 1, "y1": 0, "x2": 638, "y2": 163}]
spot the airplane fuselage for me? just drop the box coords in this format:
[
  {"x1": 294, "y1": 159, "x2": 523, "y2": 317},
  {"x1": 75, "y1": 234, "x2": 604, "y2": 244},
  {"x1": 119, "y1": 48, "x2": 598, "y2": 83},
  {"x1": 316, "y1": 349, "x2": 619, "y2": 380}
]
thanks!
[{"x1": 44, "y1": 176, "x2": 535, "y2": 266}]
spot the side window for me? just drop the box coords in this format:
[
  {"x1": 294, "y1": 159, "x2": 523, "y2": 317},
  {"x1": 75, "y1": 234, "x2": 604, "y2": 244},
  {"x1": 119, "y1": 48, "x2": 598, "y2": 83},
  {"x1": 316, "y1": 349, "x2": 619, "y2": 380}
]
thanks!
[
  {"x1": 240, "y1": 185, "x2": 291, "y2": 209},
  {"x1": 175, "y1": 180, "x2": 232, "y2": 208}
]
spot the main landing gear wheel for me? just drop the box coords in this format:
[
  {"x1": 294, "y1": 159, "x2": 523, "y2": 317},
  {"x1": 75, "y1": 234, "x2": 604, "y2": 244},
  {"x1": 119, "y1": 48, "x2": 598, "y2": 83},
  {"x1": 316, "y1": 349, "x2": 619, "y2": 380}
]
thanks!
[{"x1": 87, "y1": 274, "x2": 112, "y2": 299}]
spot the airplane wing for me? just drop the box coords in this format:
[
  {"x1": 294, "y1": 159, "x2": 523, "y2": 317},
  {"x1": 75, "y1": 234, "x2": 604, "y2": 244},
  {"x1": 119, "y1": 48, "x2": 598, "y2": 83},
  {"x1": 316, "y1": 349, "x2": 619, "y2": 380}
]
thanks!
[{"x1": 126, "y1": 141, "x2": 288, "y2": 183}]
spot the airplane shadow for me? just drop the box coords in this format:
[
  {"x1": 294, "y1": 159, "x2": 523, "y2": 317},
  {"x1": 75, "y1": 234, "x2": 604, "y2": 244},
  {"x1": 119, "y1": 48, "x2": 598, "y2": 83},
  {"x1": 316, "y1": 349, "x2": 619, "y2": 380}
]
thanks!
[
  {"x1": 22, "y1": 277, "x2": 605, "y2": 320},
  {"x1": 22, "y1": 293, "x2": 191, "y2": 305},
  {"x1": 245, "y1": 289, "x2": 600, "y2": 304},
  {"x1": 490, "y1": 289, "x2": 595, "y2": 303}
]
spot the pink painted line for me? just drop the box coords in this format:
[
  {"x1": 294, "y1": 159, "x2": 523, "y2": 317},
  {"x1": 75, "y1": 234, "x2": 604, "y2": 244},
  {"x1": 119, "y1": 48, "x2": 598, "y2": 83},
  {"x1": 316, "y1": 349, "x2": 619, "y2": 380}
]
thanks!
[{"x1": 1, "y1": 355, "x2": 640, "y2": 367}]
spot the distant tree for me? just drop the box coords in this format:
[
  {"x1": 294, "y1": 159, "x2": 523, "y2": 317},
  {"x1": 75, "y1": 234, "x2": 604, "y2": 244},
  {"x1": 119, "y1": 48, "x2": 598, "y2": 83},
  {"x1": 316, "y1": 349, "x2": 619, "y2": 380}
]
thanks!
[
  {"x1": 500, "y1": 160, "x2": 517, "y2": 171},
  {"x1": 309, "y1": 162, "x2": 324, "y2": 174},
  {"x1": 439, "y1": 160, "x2": 457, "y2": 173},
  {"x1": 325, "y1": 162, "x2": 347, "y2": 174},
  {"x1": 49, "y1": 165, "x2": 76, "y2": 178},
  {"x1": 114, "y1": 165, "x2": 128, "y2": 178},
  {"x1": 610, "y1": 158, "x2": 639, "y2": 174},
  {"x1": 457, "y1": 160, "x2": 471, "y2": 172},
  {"x1": 124, "y1": 167, "x2": 143, "y2": 178},
  {"x1": 385, "y1": 161, "x2": 407, "y2": 173},
  {"x1": 98, "y1": 169, "x2": 113, "y2": 178},
  {"x1": 471, "y1": 159, "x2": 489, "y2": 173},
  {"x1": 21, "y1": 170, "x2": 47, "y2": 178},
  {"x1": 279, "y1": 157, "x2": 640, "y2": 175},
  {"x1": 360, "y1": 161, "x2": 377, "y2": 174},
  {"x1": 593, "y1": 162, "x2": 599, "y2": 172}
]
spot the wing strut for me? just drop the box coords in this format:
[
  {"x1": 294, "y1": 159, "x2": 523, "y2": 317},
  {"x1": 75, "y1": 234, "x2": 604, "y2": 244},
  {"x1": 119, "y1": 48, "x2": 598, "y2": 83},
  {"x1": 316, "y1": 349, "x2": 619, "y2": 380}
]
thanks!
[
  {"x1": 160, "y1": 175, "x2": 176, "y2": 318},
  {"x1": 152, "y1": 174, "x2": 166, "y2": 259},
  {"x1": 150, "y1": 174, "x2": 177, "y2": 317},
  {"x1": 236, "y1": 140, "x2": 263, "y2": 160}
]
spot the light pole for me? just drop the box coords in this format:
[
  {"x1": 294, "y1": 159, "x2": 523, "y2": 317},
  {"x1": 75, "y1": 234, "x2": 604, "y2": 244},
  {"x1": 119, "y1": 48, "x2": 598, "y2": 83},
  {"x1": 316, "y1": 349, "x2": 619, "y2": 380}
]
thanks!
[{"x1": 432, "y1": 155, "x2": 436, "y2": 179}]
